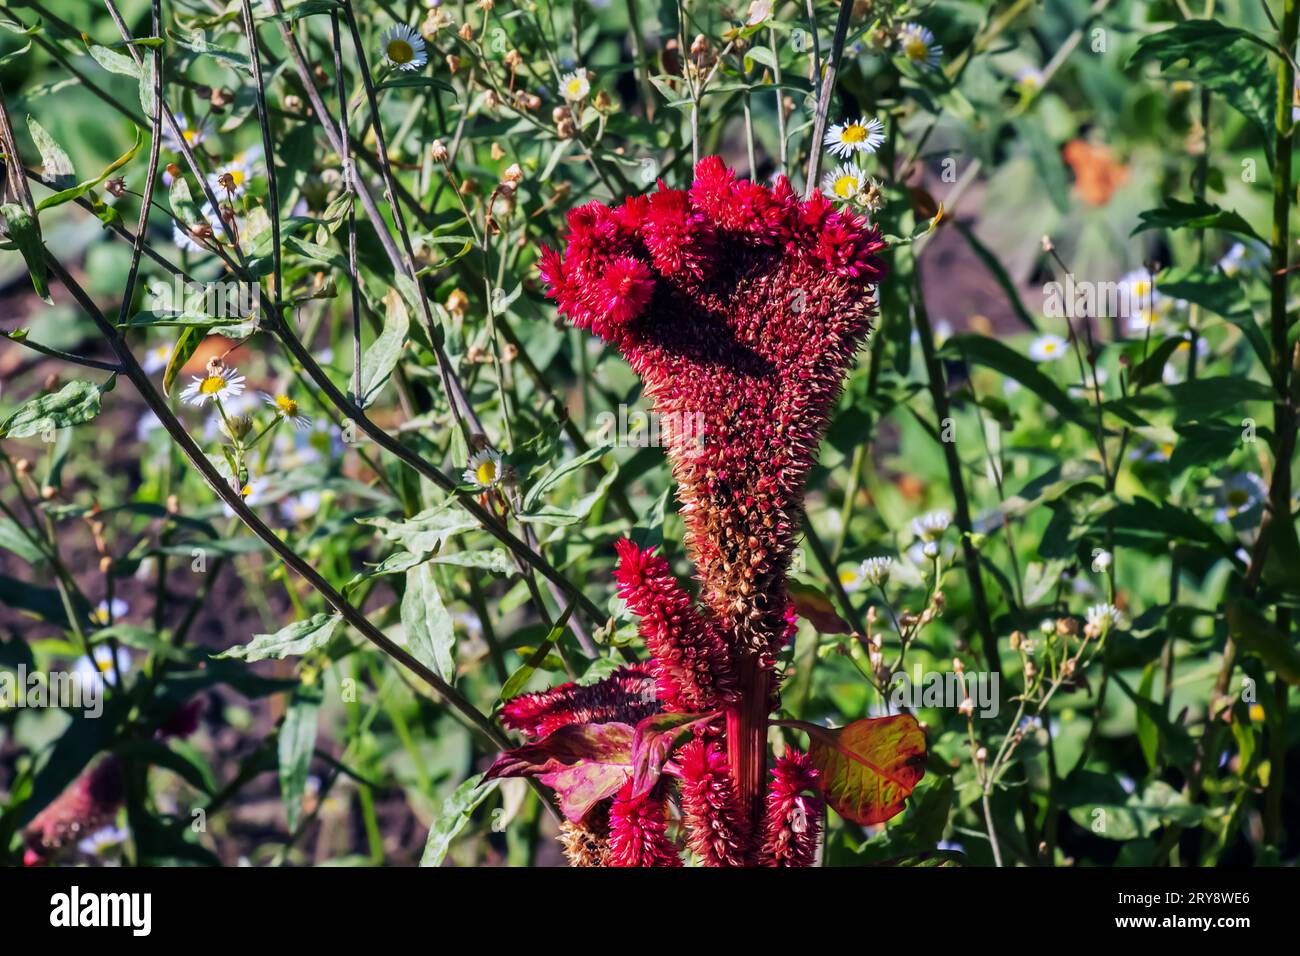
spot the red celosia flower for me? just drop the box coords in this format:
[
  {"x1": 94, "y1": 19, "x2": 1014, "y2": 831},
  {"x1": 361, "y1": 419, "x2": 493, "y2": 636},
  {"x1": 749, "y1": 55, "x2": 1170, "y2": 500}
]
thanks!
[
  {"x1": 498, "y1": 156, "x2": 886, "y2": 866},
  {"x1": 23, "y1": 754, "x2": 124, "y2": 864},
  {"x1": 500, "y1": 664, "x2": 659, "y2": 740},
  {"x1": 760, "y1": 748, "x2": 823, "y2": 868},
  {"x1": 612, "y1": 538, "x2": 736, "y2": 711},
  {"x1": 677, "y1": 737, "x2": 750, "y2": 866},
  {"x1": 607, "y1": 781, "x2": 681, "y2": 867}
]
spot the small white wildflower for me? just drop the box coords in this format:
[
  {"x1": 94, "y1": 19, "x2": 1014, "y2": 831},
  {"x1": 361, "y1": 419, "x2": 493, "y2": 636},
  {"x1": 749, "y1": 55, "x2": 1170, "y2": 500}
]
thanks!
[
  {"x1": 560, "y1": 68, "x2": 592, "y2": 102},
  {"x1": 73, "y1": 644, "x2": 131, "y2": 687},
  {"x1": 898, "y1": 23, "x2": 943, "y2": 70},
  {"x1": 823, "y1": 116, "x2": 885, "y2": 158},
  {"x1": 89, "y1": 598, "x2": 129, "y2": 627},
  {"x1": 861, "y1": 556, "x2": 893, "y2": 588},
  {"x1": 912, "y1": 510, "x2": 951, "y2": 542},
  {"x1": 208, "y1": 157, "x2": 254, "y2": 199},
  {"x1": 142, "y1": 343, "x2": 172, "y2": 374},
  {"x1": 1029, "y1": 333, "x2": 1067, "y2": 362},
  {"x1": 464, "y1": 448, "x2": 503, "y2": 489},
  {"x1": 261, "y1": 392, "x2": 313, "y2": 431},
  {"x1": 1085, "y1": 602, "x2": 1126, "y2": 633},
  {"x1": 821, "y1": 162, "x2": 867, "y2": 203},
  {"x1": 181, "y1": 365, "x2": 246, "y2": 407},
  {"x1": 1090, "y1": 549, "x2": 1113, "y2": 573},
  {"x1": 162, "y1": 113, "x2": 212, "y2": 153},
  {"x1": 381, "y1": 24, "x2": 428, "y2": 71}
]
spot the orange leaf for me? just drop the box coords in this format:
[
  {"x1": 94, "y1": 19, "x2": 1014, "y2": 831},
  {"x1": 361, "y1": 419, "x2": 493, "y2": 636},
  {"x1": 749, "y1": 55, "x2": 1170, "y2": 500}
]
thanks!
[{"x1": 801, "y1": 715, "x2": 926, "y2": 825}]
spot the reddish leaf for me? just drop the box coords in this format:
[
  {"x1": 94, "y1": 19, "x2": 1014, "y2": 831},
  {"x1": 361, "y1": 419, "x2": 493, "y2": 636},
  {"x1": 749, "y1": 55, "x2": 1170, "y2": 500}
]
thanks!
[
  {"x1": 628, "y1": 711, "x2": 718, "y2": 801},
  {"x1": 797, "y1": 715, "x2": 926, "y2": 825},
  {"x1": 484, "y1": 722, "x2": 634, "y2": 821},
  {"x1": 787, "y1": 581, "x2": 849, "y2": 634}
]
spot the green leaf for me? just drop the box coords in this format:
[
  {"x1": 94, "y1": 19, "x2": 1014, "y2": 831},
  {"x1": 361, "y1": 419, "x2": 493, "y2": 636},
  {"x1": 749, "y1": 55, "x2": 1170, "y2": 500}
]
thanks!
[
  {"x1": 1228, "y1": 601, "x2": 1300, "y2": 685},
  {"x1": 265, "y1": 0, "x2": 344, "y2": 22},
  {"x1": 401, "y1": 563, "x2": 455, "y2": 681},
  {"x1": 26, "y1": 116, "x2": 74, "y2": 190},
  {"x1": 522, "y1": 444, "x2": 611, "y2": 510},
  {"x1": 168, "y1": 175, "x2": 202, "y2": 228},
  {"x1": 216, "y1": 613, "x2": 343, "y2": 661},
  {"x1": 37, "y1": 126, "x2": 143, "y2": 212},
  {"x1": 794, "y1": 714, "x2": 927, "y2": 825},
  {"x1": 172, "y1": 31, "x2": 252, "y2": 74},
  {"x1": 356, "y1": 288, "x2": 409, "y2": 408},
  {"x1": 1129, "y1": 20, "x2": 1274, "y2": 143},
  {"x1": 497, "y1": 599, "x2": 576, "y2": 702},
  {"x1": 941, "y1": 334, "x2": 1090, "y2": 427},
  {"x1": 419, "y1": 774, "x2": 499, "y2": 867},
  {"x1": 1132, "y1": 199, "x2": 1264, "y2": 244},
  {"x1": 1134, "y1": 663, "x2": 1159, "y2": 771},
  {"x1": 164, "y1": 327, "x2": 203, "y2": 396},
  {"x1": 0, "y1": 379, "x2": 108, "y2": 439},
  {"x1": 377, "y1": 75, "x2": 455, "y2": 93},
  {"x1": 0, "y1": 203, "x2": 51, "y2": 303},
  {"x1": 358, "y1": 502, "x2": 478, "y2": 552},
  {"x1": 0, "y1": 516, "x2": 43, "y2": 564},
  {"x1": 279, "y1": 685, "x2": 322, "y2": 833}
]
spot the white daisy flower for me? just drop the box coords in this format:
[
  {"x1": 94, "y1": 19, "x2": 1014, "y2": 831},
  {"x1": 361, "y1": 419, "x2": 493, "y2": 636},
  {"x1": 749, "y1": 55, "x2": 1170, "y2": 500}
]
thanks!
[
  {"x1": 208, "y1": 157, "x2": 254, "y2": 199},
  {"x1": 560, "y1": 68, "x2": 592, "y2": 102},
  {"x1": 1215, "y1": 473, "x2": 1268, "y2": 524},
  {"x1": 181, "y1": 366, "x2": 246, "y2": 407},
  {"x1": 464, "y1": 448, "x2": 503, "y2": 489},
  {"x1": 262, "y1": 392, "x2": 313, "y2": 431},
  {"x1": 861, "y1": 556, "x2": 893, "y2": 587},
  {"x1": 821, "y1": 162, "x2": 867, "y2": 203},
  {"x1": 78, "y1": 825, "x2": 130, "y2": 858},
  {"x1": 89, "y1": 598, "x2": 129, "y2": 627},
  {"x1": 838, "y1": 564, "x2": 864, "y2": 592},
  {"x1": 823, "y1": 116, "x2": 885, "y2": 158},
  {"x1": 913, "y1": 510, "x2": 951, "y2": 540},
  {"x1": 74, "y1": 644, "x2": 131, "y2": 687},
  {"x1": 1091, "y1": 549, "x2": 1112, "y2": 573},
  {"x1": 1029, "y1": 333, "x2": 1068, "y2": 362},
  {"x1": 162, "y1": 113, "x2": 212, "y2": 153},
  {"x1": 142, "y1": 343, "x2": 172, "y2": 374},
  {"x1": 381, "y1": 24, "x2": 428, "y2": 71},
  {"x1": 1085, "y1": 602, "x2": 1126, "y2": 635},
  {"x1": 279, "y1": 490, "x2": 322, "y2": 525},
  {"x1": 1014, "y1": 66, "x2": 1044, "y2": 92},
  {"x1": 898, "y1": 23, "x2": 943, "y2": 70}
]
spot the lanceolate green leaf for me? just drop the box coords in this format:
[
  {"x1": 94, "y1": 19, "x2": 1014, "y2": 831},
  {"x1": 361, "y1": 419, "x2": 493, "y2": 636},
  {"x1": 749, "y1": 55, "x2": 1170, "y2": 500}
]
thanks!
[
  {"x1": 420, "y1": 774, "x2": 499, "y2": 867},
  {"x1": 0, "y1": 379, "x2": 110, "y2": 439},
  {"x1": 357, "y1": 288, "x2": 410, "y2": 408},
  {"x1": 36, "y1": 127, "x2": 143, "y2": 212},
  {"x1": 0, "y1": 203, "x2": 51, "y2": 303},
  {"x1": 401, "y1": 563, "x2": 455, "y2": 681},
  {"x1": 278, "y1": 685, "x2": 322, "y2": 833},
  {"x1": 25, "y1": 116, "x2": 74, "y2": 189},
  {"x1": 216, "y1": 613, "x2": 343, "y2": 662}
]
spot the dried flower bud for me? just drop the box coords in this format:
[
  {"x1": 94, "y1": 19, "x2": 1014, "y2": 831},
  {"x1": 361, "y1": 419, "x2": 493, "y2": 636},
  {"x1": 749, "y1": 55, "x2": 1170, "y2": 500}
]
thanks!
[
  {"x1": 974, "y1": 746, "x2": 988, "y2": 763},
  {"x1": 1055, "y1": 617, "x2": 1078, "y2": 638},
  {"x1": 105, "y1": 177, "x2": 127, "y2": 198},
  {"x1": 430, "y1": 140, "x2": 449, "y2": 163},
  {"x1": 446, "y1": 54, "x2": 462, "y2": 73},
  {"x1": 445, "y1": 288, "x2": 470, "y2": 316},
  {"x1": 504, "y1": 49, "x2": 522, "y2": 69},
  {"x1": 1009, "y1": 630, "x2": 1024, "y2": 652},
  {"x1": 98, "y1": 555, "x2": 113, "y2": 574},
  {"x1": 502, "y1": 163, "x2": 523, "y2": 187},
  {"x1": 284, "y1": 94, "x2": 303, "y2": 112},
  {"x1": 459, "y1": 22, "x2": 474, "y2": 41},
  {"x1": 484, "y1": 88, "x2": 500, "y2": 109},
  {"x1": 958, "y1": 697, "x2": 974, "y2": 717},
  {"x1": 952, "y1": 657, "x2": 964, "y2": 674},
  {"x1": 14, "y1": 458, "x2": 32, "y2": 475},
  {"x1": 210, "y1": 88, "x2": 235, "y2": 110},
  {"x1": 165, "y1": 163, "x2": 181, "y2": 179},
  {"x1": 490, "y1": 142, "x2": 506, "y2": 161}
]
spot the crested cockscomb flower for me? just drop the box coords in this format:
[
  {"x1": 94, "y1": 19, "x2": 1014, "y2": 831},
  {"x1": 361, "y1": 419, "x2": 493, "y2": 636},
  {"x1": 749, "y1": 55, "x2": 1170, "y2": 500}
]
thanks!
[
  {"x1": 760, "y1": 748, "x2": 823, "y2": 868},
  {"x1": 500, "y1": 663, "x2": 659, "y2": 739},
  {"x1": 493, "y1": 156, "x2": 887, "y2": 866},
  {"x1": 613, "y1": 538, "x2": 736, "y2": 711},
  {"x1": 23, "y1": 754, "x2": 125, "y2": 865},
  {"x1": 677, "y1": 737, "x2": 750, "y2": 866},
  {"x1": 607, "y1": 781, "x2": 681, "y2": 867}
]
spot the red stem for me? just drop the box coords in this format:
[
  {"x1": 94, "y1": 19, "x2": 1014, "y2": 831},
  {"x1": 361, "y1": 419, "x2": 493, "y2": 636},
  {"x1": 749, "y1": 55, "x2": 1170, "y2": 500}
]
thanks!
[{"x1": 725, "y1": 653, "x2": 770, "y2": 861}]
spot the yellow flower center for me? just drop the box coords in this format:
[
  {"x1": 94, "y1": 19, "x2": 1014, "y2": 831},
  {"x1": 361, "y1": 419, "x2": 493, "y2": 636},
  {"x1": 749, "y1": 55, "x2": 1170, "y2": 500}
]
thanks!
[
  {"x1": 240, "y1": 484, "x2": 253, "y2": 498},
  {"x1": 840, "y1": 124, "x2": 867, "y2": 144},
  {"x1": 833, "y1": 175, "x2": 858, "y2": 198},
  {"x1": 387, "y1": 39, "x2": 414, "y2": 64},
  {"x1": 183, "y1": 129, "x2": 200, "y2": 144},
  {"x1": 97, "y1": 657, "x2": 114, "y2": 672},
  {"x1": 838, "y1": 570, "x2": 859, "y2": 586},
  {"x1": 274, "y1": 395, "x2": 299, "y2": 418},
  {"x1": 475, "y1": 461, "x2": 497, "y2": 485},
  {"x1": 1042, "y1": 341, "x2": 1059, "y2": 354},
  {"x1": 90, "y1": 610, "x2": 109, "y2": 626},
  {"x1": 228, "y1": 168, "x2": 246, "y2": 187},
  {"x1": 905, "y1": 38, "x2": 929, "y2": 61},
  {"x1": 565, "y1": 78, "x2": 587, "y2": 98},
  {"x1": 1227, "y1": 489, "x2": 1250, "y2": 507},
  {"x1": 199, "y1": 374, "x2": 226, "y2": 395}
]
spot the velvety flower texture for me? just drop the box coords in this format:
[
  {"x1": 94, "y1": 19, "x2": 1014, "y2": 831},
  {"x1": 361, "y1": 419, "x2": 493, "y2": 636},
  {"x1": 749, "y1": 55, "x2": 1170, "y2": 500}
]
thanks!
[
  {"x1": 760, "y1": 748, "x2": 824, "y2": 868},
  {"x1": 492, "y1": 157, "x2": 886, "y2": 866},
  {"x1": 23, "y1": 754, "x2": 125, "y2": 865}
]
